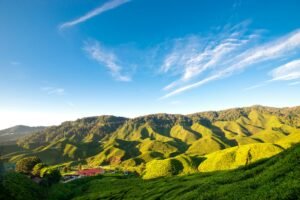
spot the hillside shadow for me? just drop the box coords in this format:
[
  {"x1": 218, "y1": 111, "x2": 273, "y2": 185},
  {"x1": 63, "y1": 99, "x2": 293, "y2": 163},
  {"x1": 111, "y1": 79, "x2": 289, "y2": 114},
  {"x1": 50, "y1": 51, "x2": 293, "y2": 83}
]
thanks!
[
  {"x1": 209, "y1": 124, "x2": 238, "y2": 147},
  {"x1": 115, "y1": 139, "x2": 141, "y2": 159}
]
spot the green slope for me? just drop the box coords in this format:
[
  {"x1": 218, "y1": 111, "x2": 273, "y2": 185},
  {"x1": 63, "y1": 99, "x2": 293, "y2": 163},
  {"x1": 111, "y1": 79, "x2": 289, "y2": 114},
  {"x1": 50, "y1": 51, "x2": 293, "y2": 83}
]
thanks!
[{"x1": 48, "y1": 143, "x2": 300, "y2": 200}]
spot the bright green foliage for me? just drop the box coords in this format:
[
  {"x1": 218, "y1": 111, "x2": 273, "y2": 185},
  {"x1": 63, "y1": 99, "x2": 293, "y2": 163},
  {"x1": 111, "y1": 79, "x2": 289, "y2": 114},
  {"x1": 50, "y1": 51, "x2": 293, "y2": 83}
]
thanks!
[
  {"x1": 187, "y1": 136, "x2": 223, "y2": 155},
  {"x1": 63, "y1": 144, "x2": 78, "y2": 158},
  {"x1": 170, "y1": 125, "x2": 200, "y2": 144},
  {"x1": 198, "y1": 143, "x2": 283, "y2": 172},
  {"x1": 15, "y1": 156, "x2": 41, "y2": 174},
  {"x1": 172, "y1": 155, "x2": 201, "y2": 175},
  {"x1": 47, "y1": 143, "x2": 300, "y2": 200},
  {"x1": 32, "y1": 163, "x2": 47, "y2": 177},
  {"x1": 143, "y1": 159, "x2": 182, "y2": 179},
  {"x1": 276, "y1": 131, "x2": 300, "y2": 148},
  {"x1": 138, "y1": 139, "x2": 178, "y2": 157}
]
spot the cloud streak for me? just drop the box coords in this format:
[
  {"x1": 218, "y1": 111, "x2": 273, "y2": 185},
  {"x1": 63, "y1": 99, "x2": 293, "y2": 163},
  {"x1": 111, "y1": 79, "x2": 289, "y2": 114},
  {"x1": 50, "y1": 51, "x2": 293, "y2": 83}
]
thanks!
[
  {"x1": 160, "y1": 22, "x2": 255, "y2": 91},
  {"x1": 59, "y1": 0, "x2": 130, "y2": 30},
  {"x1": 270, "y1": 59, "x2": 300, "y2": 81},
  {"x1": 42, "y1": 87, "x2": 65, "y2": 96},
  {"x1": 84, "y1": 41, "x2": 131, "y2": 81},
  {"x1": 160, "y1": 27, "x2": 300, "y2": 99}
]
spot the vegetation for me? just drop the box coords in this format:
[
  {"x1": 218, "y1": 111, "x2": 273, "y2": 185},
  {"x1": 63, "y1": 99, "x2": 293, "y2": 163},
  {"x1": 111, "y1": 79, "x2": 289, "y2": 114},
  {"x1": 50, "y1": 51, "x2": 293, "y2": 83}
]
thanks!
[
  {"x1": 45, "y1": 143, "x2": 300, "y2": 199},
  {"x1": 32, "y1": 163, "x2": 47, "y2": 177},
  {"x1": 15, "y1": 156, "x2": 41, "y2": 174},
  {"x1": 0, "y1": 143, "x2": 299, "y2": 199},
  {"x1": 1, "y1": 106, "x2": 300, "y2": 178},
  {"x1": 0, "y1": 106, "x2": 300, "y2": 199},
  {"x1": 42, "y1": 169, "x2": 62, "y2": 186},
  {"x1": 2, "y1": 172, "x2": 45, "y2": 200}
]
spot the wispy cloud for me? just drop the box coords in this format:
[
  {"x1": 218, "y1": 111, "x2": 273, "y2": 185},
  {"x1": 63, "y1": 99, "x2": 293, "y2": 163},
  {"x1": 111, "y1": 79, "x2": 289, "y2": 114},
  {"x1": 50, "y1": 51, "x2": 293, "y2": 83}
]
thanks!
[
  {"x1": 160, "y1": 26, "x2": 300, "y2": 99},
  {"x1": 243, "y1": 59, "x2": 300, "y2": 90},
  {"x1": 59, "y1": 0, "x2": 131, "y2": 30},
  {"x1": 160, "y1": 22, "x2": 255, "y2": 91},
  {"x1": 41, "y1": 87, "x2": 65, "y2": 96},
  {"x1": 269, "y1": 59, "x2": 300, "y2": 81},
  {"x1": 244, "y1": 83, "x2": 268, "y2": 91},
  {"x1": 83, "y1": 40, "x2": 131, "y2": 81}
]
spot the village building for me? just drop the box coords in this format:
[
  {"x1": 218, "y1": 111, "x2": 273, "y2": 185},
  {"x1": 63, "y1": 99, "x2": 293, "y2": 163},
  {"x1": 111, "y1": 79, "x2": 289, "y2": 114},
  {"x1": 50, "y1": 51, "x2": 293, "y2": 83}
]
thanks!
[{"x1": 77, "y1": 168, "x2": 105, "y2": 177}]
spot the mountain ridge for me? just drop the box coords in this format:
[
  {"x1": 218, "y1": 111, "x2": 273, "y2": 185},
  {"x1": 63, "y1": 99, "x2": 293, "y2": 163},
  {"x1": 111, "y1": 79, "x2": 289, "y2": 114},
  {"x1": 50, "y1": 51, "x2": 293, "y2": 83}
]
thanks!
[
  {"x1": 0, "y1": 125, "x2": 46, "y2": 144},
  {"x1": 2, "y1": 105, "x2": 300, "y2": 179}
]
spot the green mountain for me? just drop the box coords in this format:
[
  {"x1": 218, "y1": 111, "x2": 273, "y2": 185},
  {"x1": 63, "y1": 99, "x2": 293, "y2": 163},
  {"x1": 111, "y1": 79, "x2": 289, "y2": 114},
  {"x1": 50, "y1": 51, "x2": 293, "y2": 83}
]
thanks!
[
  {"x1": 0, "y1": 125, "x2": 46, "y2": 144},
  {"x1": 2, "y1": 106, "x2": 300, "y2": 179}
]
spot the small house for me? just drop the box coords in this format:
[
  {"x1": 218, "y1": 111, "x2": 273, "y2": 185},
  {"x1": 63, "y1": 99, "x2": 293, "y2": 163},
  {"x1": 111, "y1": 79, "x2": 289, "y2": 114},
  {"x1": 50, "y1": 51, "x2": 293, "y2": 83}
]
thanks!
[{"x1": 77, "y1": 168, "x2": 105, "y2": 177}]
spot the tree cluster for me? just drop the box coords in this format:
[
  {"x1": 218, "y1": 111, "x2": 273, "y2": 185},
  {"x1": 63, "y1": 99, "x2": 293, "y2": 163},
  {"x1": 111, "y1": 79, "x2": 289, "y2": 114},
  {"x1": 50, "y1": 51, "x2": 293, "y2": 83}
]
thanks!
[{"x1": 15, "y1": 156, "x2": 61, "y2": 186}]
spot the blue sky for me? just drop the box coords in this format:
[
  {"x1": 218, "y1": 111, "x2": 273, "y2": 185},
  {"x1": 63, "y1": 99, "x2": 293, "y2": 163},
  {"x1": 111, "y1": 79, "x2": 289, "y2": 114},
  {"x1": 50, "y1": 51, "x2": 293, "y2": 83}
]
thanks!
[{"x1": 0, "y1": 0, "x2": 300, "y2": 128}]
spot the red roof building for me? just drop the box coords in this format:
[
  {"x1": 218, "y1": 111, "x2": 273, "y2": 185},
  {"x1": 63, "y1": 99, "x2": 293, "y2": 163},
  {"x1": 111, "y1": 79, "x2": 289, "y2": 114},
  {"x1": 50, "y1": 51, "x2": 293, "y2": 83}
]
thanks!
[{"x1": 77, "y1": 168, "x2": 105, "y2": 176}]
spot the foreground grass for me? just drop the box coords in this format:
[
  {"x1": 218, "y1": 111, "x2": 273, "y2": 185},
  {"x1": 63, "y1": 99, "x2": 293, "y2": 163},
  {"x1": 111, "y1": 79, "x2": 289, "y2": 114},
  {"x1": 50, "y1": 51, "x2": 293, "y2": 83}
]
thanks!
[{"x1": 49, "y1": 144, "x2": 300, "y2": 200}]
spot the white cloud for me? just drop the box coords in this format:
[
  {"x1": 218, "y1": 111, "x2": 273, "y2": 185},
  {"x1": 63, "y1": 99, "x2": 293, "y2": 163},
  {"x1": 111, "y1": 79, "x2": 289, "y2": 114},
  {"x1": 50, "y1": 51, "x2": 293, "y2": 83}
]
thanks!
[
  {"x1": 244, "y1": 83, "x2": 268, "y2": 91},
  {"x1": 160, "y1": 22, "x2": 257, "y2": 91},
  {"x1": 59, "y1": 0, "x2": 131, "y2": 30},
  {"x1": 160, "y1": 27, "x2": 300, "y2": 99},
  {"x1": 84, "y1": 41, "x2": 131, "y2": 81},
  {"x1": 160, "y1": 74, "x2": 219, "y2": 99},
  {"x1": 270, "y1": 59, "x2": 300, "y2": 81},
  {"x1": 41, "y1": 87, "x2": 65, "y2": 96}
]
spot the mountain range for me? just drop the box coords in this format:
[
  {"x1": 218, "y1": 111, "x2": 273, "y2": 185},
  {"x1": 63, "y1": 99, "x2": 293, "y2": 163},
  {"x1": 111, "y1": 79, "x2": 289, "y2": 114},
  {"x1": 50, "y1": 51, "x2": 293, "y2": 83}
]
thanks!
[
  {"x1": 1, "y1": 105, "x2": 300, "y2": 179},
  {"x1": 0, "y1": 125, "x2": 46, "y2": 145}
]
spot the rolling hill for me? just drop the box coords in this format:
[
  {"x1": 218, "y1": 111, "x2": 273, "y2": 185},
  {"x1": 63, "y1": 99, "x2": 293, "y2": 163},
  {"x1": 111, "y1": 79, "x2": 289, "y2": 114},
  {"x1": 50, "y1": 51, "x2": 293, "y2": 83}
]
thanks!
[
  {"x1": 0, "y1": 125, "x2": 46, "y2": 144},
  {"x1": 49, "y1": 142, "x2": 300, "y2": 200},
  {"x1": 1, "y1": 105, "x2": 300, "y2": 179}
]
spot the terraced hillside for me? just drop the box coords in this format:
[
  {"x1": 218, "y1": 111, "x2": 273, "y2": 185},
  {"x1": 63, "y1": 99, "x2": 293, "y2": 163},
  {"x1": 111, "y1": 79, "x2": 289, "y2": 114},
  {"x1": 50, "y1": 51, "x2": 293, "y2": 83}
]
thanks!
[
  {"x1": 2, "y1": 106, "x2": 300, "y2": 179},
  {"x1": 47, "y1": 143, "x2": 300, "y2": 200}
]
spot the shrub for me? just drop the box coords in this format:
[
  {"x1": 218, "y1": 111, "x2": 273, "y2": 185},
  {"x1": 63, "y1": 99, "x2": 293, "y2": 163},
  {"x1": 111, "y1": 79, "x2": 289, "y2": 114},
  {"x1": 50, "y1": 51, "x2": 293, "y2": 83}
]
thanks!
[
  {"x1": 15, "y1": 156, "x2": 41, "y2": 174},
  {"x1": 42, "y1": 169, "x2": 61, "y2": 186}
]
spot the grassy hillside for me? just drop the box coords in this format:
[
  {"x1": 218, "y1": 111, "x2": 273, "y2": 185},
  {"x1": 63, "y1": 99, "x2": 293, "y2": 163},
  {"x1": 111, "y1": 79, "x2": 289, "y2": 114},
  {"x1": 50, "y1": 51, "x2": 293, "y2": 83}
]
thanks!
[
  {"x1": 47, "y1": 143, "x2": 300, "y2": 200},
  {"x1": 1, "y1": 106, "x2": 300, "y2": 177}
]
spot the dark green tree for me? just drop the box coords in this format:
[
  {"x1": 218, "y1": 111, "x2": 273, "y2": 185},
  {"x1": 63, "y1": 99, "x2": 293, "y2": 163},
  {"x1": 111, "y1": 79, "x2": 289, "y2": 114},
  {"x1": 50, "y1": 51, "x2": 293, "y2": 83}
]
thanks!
[
  {"x1": 2, "y1": 172, "x2": 43, "y2": 200},
  {"x1": 15, "y1": 156, "x2": 41, "y2": 174},
  {"x1": 43, "y1": 169, "x2": 61, "y2": 186},
  {"x1": 0, "y1": 150, "x2": 8, "y2": 200}
]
